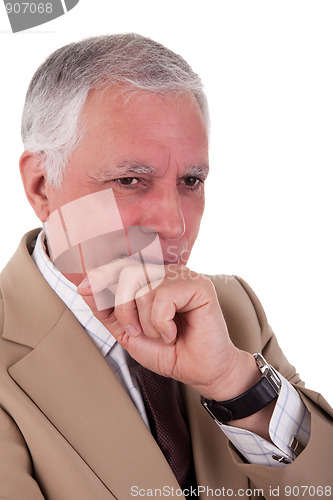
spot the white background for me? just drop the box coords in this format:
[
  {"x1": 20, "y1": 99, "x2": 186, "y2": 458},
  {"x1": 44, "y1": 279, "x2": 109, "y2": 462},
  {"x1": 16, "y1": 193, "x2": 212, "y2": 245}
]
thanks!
[{"x1": 0, "y1": 1, "x2": 332, "y2": 404}]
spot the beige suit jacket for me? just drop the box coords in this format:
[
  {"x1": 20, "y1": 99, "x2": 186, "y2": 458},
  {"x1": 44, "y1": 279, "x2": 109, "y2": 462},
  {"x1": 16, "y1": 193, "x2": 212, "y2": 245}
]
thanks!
[{"x1": 0, "y1": 230, "x2": 332, "y2": 500}]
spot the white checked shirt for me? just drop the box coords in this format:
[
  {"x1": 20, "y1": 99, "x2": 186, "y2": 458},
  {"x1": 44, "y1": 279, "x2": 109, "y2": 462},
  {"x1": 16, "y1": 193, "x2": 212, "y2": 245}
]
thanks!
[{"x1": 32, "y1": 230, "x2": 310, "y2": 467}]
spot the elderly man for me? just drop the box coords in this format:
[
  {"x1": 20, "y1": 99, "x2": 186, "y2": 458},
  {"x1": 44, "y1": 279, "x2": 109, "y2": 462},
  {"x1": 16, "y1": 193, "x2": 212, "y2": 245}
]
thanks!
[{"x1": 0, "y1": 34, "x2": 332, "y2": 499}]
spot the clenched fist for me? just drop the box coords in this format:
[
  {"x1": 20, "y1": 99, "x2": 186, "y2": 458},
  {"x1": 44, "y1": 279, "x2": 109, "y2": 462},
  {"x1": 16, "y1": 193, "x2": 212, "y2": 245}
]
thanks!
[{"x1": 78, "y1": 263, "x2": 259, "y2": 403}]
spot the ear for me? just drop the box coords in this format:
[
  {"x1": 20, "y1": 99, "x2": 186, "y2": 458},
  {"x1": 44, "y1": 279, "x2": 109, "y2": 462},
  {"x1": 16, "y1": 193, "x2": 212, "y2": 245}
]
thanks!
[{"x1": 19, "y1": 151, "x2": 50, "y2": 222}]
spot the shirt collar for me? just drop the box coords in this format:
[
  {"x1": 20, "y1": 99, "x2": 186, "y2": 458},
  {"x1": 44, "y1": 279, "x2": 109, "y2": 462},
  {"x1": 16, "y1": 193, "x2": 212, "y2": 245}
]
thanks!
[{"x1": 32, "y1": 230, "x2": 116, "y2": 356}]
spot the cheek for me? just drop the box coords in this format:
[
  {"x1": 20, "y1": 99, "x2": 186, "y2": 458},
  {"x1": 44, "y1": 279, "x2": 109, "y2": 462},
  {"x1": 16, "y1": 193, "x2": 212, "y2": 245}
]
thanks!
[
  {"x1": 183, "y1": 198, "x2": 205, "y2": 238},
  {"x1": 115, "y1": 198, "x2": 145, "y2": 227},
  {"x1": 45, "y1": 176, "x2": 83, "y2": 213},
  {"x1": 44, "y1": 186, "x2": 68, "y2": 216}
]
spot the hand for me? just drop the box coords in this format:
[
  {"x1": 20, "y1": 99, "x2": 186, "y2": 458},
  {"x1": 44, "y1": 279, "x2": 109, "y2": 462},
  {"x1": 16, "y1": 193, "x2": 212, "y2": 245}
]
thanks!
[{"x1": 78, "y1": 263, "x2": 256, "y2": 400}]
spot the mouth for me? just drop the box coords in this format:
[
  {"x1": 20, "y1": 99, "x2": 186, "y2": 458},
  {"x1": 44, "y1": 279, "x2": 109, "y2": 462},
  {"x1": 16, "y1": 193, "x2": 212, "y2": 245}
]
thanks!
[
  {"x1": 163, "y1": 258, "x2": 181, "y2": 265},
  {"x1": 120, "y1": 254, "x2": 181, "y2": 266},
  {"x1": 116, "y1": 252, "x2": 180, "y2": 266}
]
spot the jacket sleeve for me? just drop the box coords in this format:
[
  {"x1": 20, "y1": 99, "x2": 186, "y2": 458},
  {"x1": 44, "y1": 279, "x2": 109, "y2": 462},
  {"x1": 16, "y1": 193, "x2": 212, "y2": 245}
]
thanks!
[
  {"x1": 0, "y1": 408, "x2": 45, "y2": 499},
  {"x1": 228, "y1": 276, "x2": 333, "y2": 498}
]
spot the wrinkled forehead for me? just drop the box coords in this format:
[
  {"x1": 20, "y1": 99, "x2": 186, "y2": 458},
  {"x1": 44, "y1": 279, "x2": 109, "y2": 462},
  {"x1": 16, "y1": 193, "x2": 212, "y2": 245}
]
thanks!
[
  {"x1": 79, "y1": 86, "x2": 208, "y2": 136},
  {"x1": 75, "y1": 87, "x2": 209, "y2": 176}
]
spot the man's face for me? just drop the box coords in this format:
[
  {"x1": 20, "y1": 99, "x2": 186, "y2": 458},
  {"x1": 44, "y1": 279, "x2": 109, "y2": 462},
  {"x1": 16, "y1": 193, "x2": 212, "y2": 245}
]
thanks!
[{"x1": 44, "y1": 87, "x2": 209, "y2": 275}]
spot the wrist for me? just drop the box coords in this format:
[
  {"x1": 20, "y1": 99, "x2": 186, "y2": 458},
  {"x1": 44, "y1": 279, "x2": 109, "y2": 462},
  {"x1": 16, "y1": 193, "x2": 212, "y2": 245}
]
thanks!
[
  {"x1": 201, "y1": 353, "x2": 281, "y2": 434},
  {"x1": 200, "y1": 350, "x2": 261, "y2": 401}
]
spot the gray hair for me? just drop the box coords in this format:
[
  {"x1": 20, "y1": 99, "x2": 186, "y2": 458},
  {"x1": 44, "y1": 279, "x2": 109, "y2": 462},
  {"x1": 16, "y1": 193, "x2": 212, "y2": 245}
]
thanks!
[{"x1": 21, "y1": 33, "x2": 209, "y2": 187}]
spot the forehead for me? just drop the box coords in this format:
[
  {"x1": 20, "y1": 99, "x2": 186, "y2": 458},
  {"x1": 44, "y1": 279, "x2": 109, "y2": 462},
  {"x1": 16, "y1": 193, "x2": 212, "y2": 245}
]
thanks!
[
  {"x1": 80, "y1": 87, "x2": 207, "y2": 144},
  {"x1": 69, "y1": 87, "x2": 209, "y2": 181}
]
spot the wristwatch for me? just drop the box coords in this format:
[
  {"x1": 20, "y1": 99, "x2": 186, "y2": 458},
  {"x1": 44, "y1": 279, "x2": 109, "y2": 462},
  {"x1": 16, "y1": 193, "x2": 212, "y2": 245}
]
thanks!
[{"x1": 201, "y1": 353, "x2": 282, "y2": 424}]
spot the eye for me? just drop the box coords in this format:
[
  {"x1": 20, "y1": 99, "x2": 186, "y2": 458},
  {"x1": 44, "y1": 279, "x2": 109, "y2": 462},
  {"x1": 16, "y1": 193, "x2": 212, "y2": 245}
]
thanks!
[
  {"x1": 182, "y1": 176, "x2": 203, "y2": 188},
  {"x1": 116, "y1": 177, "x2": 139, "y2": 186}
]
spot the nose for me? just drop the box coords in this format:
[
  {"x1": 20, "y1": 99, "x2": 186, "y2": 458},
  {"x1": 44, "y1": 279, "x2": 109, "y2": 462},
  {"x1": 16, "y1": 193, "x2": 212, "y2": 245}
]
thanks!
[{"x1": 141, "y1": 186, "x2": 185, "y2": 240}]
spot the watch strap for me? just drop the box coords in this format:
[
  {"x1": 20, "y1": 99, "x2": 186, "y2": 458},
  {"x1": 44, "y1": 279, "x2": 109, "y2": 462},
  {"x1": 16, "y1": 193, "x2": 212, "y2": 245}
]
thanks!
[{"x1": 201, "y1": 354, "x2": 281, "y2": 424}]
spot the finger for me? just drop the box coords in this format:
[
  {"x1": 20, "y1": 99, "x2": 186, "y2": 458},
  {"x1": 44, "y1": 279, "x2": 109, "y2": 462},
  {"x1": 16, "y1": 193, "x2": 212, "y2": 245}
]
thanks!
[
  {"x1": 118, "y1": 326, "x2": 177, "y2": 377},
  {"x1": 78, "y1": 283, "x2": 177, "y2": 378},
  {"x1": 114, "y1": 298, "x2": 143, "y2": 336},
  {"x1": 150, "y1": 288, "x2": 180, "y2": 343},
  {"x1": 135, "y1": 288, "x2": 162, "y2": 340},
  {"x1": 114, "y1": 262, "x2": 165, "y2": 337},
  {"x1": 77, "y1": 274, "x2": 120, "y2": 325},
  {"x1": 134, "y1": 275, "x2": 175, "y2": 343},
  {"x1": 115, "y1": 262, "x2": 149, "y2": 306},
  {"x1": 78, "y1": 288, "x2": 137, "y2": 347},
  {"x1": 78, "y1": 290, "x2": 115, "y2": 322},
  {"x1": 78, "y1": 256, "x2": 143, "y2": 299},
  {"x1": 78, "y1": 257, "x2": 141, "y2": 312},
  {"x1": 113, "y1": 263, "x2": 150, "y2": 334}
]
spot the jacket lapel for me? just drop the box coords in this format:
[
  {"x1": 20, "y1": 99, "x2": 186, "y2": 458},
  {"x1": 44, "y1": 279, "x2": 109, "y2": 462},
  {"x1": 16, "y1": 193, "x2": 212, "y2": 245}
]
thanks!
[{"x1": 3, "y1": 230, "x2": 181, "y2": 499}]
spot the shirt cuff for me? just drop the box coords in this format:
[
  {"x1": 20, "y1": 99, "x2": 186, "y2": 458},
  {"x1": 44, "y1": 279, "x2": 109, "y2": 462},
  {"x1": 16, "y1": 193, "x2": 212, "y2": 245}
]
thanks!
[{"x1": 215, "y1": 375, "x2": 311, "y2": 467}]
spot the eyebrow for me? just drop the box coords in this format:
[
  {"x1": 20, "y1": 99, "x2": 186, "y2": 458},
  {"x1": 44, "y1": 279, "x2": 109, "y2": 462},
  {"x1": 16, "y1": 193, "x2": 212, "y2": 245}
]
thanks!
[
  {"x1": 91, "y1": 161, "x2": 209, "y2": 183},
  {"x1": 185, "y1": 165, "x2": 210, "y2": 179}
]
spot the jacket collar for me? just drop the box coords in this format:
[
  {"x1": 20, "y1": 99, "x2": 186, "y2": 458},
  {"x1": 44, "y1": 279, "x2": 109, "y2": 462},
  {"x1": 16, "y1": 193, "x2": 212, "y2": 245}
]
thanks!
[{"x1": 1, "y1": 229, "x2": 67, "y2": 348}]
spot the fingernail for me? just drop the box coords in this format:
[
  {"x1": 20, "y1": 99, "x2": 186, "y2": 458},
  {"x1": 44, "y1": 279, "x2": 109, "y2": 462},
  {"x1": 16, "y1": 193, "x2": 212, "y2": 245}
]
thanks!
[{"x1": 124, "y1": 325, "x2": 140, "y2": 337}]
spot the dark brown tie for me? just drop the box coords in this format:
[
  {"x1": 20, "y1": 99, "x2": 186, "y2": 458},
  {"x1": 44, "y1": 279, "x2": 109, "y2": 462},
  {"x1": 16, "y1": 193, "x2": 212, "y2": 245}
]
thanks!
[{"x1": 140, "y1": 366, "x2": 196, "y2": 493}]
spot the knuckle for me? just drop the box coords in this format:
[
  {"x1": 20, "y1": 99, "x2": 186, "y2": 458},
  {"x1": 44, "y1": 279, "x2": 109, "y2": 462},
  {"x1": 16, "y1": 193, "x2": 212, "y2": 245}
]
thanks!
[
  {"x1": 135, "y1": 284, "x2": 152, "y2": 301},
  {"x1": 87, "y1": 268, "x2": 104, "y2": 287},
  {"x1": 154, "y1": 286, "x2": 170, "y2": 302},
  {"x1": 143, "y1": 326, "x2": 160, "y2": 339},
  {"x1": 151, "y1": 316, "x2": 165, "y2": 332},
  {"x1": 118, "y1": 265, "x2": 132, "y2": 281}
]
